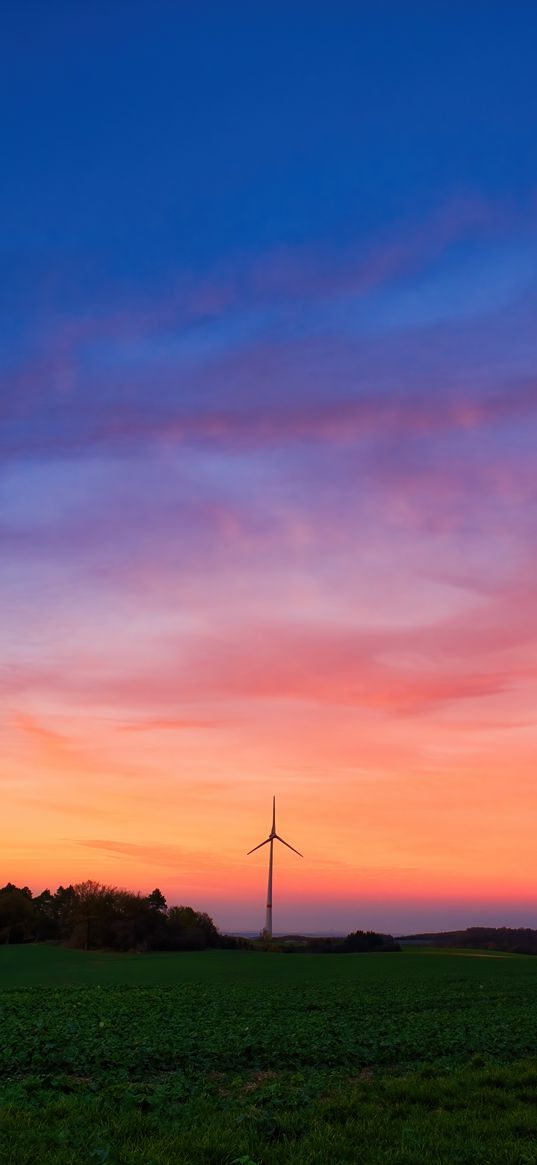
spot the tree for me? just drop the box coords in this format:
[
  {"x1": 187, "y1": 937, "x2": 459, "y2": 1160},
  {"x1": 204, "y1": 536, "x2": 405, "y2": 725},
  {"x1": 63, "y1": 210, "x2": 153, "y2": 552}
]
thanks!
[
  {"x1": 166, "y1": 905, "x2": 219, "y2": 950},
  {"x1": 70, "y1": 880, "x2": 120, "y2": 949},
  {"x1": 0, "y1": 884, "x2": 34, "y2": 944},
  {"x1": 67, "y1": 882, "x2": 167, "y2": 951},
  {"x1": 107, "y1": 891, "x2": 164, "y2": 952},
  {"x1": 33, "y1": 889, "x2": 58, "y2": 940},
  {"x1": 0, "y1": 876, "x2": 237, "y2": 952},
  {"x1": 147, "y1": 888, "x2": 167, "y2": 913},
  {"x1": 54, "y1": 885, "x2": 78, "y2": 939}
]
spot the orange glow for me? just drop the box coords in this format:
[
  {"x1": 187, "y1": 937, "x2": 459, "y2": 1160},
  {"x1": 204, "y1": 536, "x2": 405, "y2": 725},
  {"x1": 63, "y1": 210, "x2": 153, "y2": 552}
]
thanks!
[{"x1": 3, "y1": 650, "x2": 537, "y2": 932}]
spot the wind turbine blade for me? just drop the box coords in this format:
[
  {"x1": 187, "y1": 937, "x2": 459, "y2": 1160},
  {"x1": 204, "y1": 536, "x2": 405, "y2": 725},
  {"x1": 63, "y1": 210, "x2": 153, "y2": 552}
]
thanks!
[
  {"x1": 276, "y1": 838, "x2": 300, "y2": 857},
  {"x1": 272, "y1": 795, "x2": 276, "y2": 834},
  {"x1": 247, "y1": 837, "x2": 271, "y2": 855}
]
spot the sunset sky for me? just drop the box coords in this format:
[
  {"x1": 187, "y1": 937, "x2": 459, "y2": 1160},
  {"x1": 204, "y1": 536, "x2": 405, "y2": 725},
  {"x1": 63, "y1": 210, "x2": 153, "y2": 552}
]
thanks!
[{"x1": 2, "y1": 3, "x2": 537, "y2": 934}]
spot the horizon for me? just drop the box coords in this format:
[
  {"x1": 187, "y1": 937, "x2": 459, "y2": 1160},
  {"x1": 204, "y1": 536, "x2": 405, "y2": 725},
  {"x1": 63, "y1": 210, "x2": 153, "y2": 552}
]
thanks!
[
  {"x1": 10, "y1": 872, "x2": 537, "y2": 938},
  {"x1": 2, "y1": 4, "x2": 537, "y2": 933}
]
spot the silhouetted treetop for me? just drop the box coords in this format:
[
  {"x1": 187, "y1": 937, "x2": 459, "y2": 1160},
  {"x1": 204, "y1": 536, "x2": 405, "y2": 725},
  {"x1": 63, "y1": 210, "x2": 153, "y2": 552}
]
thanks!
[{"x1": 0, "y1": 879, "x2": 246, "y2": 952}]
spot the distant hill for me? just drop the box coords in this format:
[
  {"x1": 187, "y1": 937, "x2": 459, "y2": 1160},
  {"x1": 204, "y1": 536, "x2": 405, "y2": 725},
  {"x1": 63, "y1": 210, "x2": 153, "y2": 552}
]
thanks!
[
  {"x1": 233, "y1": 930, "x2": 400, "y2": 953},
  {"x1": 231, "y1": 931, "x2": 345, "y2": 939},
  {"x1": 397, "y1": 927, "x2": 537, "y2": 955}
]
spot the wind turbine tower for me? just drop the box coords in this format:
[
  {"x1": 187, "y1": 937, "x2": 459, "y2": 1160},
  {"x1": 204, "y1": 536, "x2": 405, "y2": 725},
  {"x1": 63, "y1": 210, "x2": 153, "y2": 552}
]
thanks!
[{"x1": 247, "y1": 796, "x2": 302, "y2": 937}]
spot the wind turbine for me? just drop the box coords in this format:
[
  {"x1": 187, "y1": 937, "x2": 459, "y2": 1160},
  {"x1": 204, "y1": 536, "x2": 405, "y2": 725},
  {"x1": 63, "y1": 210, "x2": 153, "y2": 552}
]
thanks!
[{"x1": 247, "y1": 796, "x2": 302, "y2": 938}]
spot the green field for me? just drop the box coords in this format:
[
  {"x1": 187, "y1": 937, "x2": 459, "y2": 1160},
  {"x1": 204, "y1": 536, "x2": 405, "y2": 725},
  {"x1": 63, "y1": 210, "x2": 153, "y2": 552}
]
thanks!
[{"x1": 2, "y1": 945, "x2": 537, "y2": 1163}]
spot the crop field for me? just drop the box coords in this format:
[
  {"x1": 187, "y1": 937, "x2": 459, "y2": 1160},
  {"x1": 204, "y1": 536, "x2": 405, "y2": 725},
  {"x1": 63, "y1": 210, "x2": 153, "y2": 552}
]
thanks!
[{"x1": 3, "y1": 946, "x2": 537, "y2": 1163}]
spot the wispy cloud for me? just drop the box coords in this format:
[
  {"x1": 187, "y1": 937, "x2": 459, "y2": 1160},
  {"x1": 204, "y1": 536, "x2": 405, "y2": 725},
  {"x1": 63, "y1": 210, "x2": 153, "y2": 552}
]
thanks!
[
  {"x1": 117, "y1": 718, "x2": 220, "y2": 732},
  {"x1": 77, "y1": 839, "x2": 203, "y2": 868},
  {"x1": 2, "y1": 199, "x2": 536, "y2": 463}
]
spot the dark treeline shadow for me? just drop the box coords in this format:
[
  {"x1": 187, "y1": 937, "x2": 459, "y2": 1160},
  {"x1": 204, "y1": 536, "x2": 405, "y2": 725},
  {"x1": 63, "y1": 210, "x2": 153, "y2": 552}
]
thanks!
[
  {"x1": 0, "y1": 880, "x2": 249, "y2": 952},
  {"x1": 0, "y1": 881, "x2": 401, "y2": 954},
  {"x1": 399, "y1": 926, "x2": 537, "y2": 956}
]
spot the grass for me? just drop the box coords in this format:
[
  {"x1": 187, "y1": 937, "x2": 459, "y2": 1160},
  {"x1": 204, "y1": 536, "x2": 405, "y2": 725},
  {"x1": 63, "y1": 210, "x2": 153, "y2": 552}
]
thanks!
[
  {"x1": 2, "y1": 944, "x2": 537, "y2": 1162},
  {"x1": 0, "y1": 938, "x2": 516, "y2": 989},
  {"x1": 4, "y1": 1062, "x2": 537, "y2": 1164}
]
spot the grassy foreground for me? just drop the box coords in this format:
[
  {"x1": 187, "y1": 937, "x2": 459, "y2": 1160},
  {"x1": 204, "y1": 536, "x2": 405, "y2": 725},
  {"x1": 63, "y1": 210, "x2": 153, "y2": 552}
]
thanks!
[{"x1": 2, "y1": 945, "x2": 537, "y2": 1163}]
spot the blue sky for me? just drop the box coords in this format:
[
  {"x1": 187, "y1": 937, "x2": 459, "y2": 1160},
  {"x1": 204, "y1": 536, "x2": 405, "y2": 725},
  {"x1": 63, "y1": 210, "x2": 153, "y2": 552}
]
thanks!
[{"x1": 2, "y1": 3, "x2": 536, "y2": 274}]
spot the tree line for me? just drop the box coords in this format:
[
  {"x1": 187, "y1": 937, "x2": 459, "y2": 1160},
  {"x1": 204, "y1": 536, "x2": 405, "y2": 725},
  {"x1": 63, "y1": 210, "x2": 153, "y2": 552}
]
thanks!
[
  {"x1": 0, "y1": 881, "x2": 248, "y2": 952},
  {"x1": 276, "y1": 931, "x2": 400, "y2": 954},
  {"x1": 0, "y1": 880, "x2": 401, "y2": 954},
  {"x1": 400, "y1": 926, "x2": 537, "y2": 956}
]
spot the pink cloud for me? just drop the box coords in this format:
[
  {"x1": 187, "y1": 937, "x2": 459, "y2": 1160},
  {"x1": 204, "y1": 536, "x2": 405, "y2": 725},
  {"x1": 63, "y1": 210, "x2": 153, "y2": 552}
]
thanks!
[
  {"x1": 2, "y1": 619, "x2": 517, "y2": 718},
  {"x1": 117, "y1": 718, "x2": 220, "y2": 732}
]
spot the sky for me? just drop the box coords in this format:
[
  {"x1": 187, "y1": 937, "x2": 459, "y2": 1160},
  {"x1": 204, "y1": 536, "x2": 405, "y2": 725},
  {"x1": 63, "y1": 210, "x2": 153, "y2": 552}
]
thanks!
[{"x1": 1, "y1": 2, "x2": 537, "y2": 934}]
